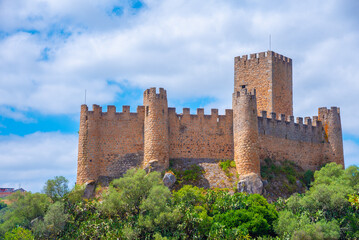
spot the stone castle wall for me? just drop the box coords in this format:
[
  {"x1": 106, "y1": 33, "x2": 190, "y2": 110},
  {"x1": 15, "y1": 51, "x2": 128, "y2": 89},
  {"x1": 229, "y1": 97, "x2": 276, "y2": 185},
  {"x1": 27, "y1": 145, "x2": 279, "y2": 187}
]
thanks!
[
  {"x1": 77, "y1": 50, "x2": 344, "y2": 186},
  {"x1": 77, "y1": 102, "x2": 340, "y2": 184},
  {"x1": 76, "y1": 105, "x2": 145, "y2": 184},
  {"x1": 168, "y1": 108, "x2": 234, "y2": 159}
]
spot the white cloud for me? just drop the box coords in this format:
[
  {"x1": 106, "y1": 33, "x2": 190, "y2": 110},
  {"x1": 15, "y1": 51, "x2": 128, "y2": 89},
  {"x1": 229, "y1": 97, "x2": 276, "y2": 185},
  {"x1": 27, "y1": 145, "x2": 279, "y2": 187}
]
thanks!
[
  {"x1": 0, "y1": 1, "x2": 358, "y2": 185},
  {"x1": 0, "y1": 0, "x2": 358, "y2": 125},
  {"x1": 0, "y1": 132, "x2": 77, "y2": 192},
  {"x1": 0, "y1": 106, "x2": 35, "y2": 123}
]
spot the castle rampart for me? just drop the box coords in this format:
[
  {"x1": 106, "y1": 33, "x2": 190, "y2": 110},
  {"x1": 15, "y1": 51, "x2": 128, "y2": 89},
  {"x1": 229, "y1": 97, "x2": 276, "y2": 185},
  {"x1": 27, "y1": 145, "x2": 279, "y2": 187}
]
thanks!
[
  {"x1": 76, "y1": 104, "x2": 145, "y2": 184},
  {"x1": 168, "y1": 107, "x2": 234, "y2": 160},
  {"x1": 77, "y1": 50, "x2": 344, "y2": 188},
  {"x1": 257, "y1": 111, "x2": 325, "y2": 143}
]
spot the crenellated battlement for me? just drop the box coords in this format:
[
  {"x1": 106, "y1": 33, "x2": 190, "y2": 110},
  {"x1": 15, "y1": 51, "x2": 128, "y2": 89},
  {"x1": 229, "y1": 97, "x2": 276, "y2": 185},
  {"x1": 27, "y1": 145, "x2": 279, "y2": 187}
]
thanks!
[
  {"x1": 168, "y1": 107, "x2": 233, "y2": 126},
  {"x1": 257, "y1": 110, "x2": 325, "y2": 143},
  {"x1": 81, "y1": 104, "x2": 145, "y2": 119},
  {"x1": 235, "y1": 51, "x2": 292, "y2": 65},
  {"x1": 143, "y1": 87, "x2": 167, "y2": 100},
  {"x1": 318, "y1": 107, "x2": 340, "y2": 117},
  {"x1": 85, "y1": 104, "x2": 145, "y2": 114}
]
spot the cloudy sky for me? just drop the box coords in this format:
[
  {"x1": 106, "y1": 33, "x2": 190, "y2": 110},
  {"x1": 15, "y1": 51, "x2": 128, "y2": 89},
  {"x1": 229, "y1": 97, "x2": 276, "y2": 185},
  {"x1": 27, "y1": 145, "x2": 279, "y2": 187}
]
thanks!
[{"x1": 0, "y1": 0, "x2": 358, "y2": 192}]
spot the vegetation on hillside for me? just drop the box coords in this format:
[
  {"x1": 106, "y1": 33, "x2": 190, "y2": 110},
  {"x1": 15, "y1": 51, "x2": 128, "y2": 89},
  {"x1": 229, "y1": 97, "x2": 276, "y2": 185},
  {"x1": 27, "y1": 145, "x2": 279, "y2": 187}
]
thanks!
[
  {"x1": 0, "y1": 162, "x2": 358, "y2": 239},
  {"x1": 260, "y1": 158, "x2": 315, "y2": 201}
]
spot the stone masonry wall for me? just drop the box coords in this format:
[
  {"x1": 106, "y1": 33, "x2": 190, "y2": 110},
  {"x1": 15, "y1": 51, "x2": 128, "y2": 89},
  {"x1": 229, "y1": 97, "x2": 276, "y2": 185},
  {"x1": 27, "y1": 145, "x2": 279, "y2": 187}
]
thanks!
[
  {"x1": 272, "y1": 52, "x2": 293, "y2": 116},
  {"x1": 77, "y1": 50, "x2": 343, "y2": 185},
  {"x1": 318, "y1": 107, "x2": 344, "y2": 166},
  {"x1": 235, "y1": 52, "x2": 273, "y2": 114},
  {"x1": 168, "y1": 108, "x2": 234, "y2": 159},
  {"x1": 77, "y1": 104, "x2": 338, "y2": 184},
  {"x1": 257, "y1": 111, "x2": 325, "y2": 143},
  {"x1": 234, "y1": 51, "x2": 293, "y2": 117},
  {"x1": 77, "y1": 105, "x2": 145, "y2": 184},
  {"x1": 258, "y1": 135, "x2": 329, "y2": 170},
  {"x1": 143, "y1": 88, "x2": 169, "y2": 170},
  {"x1": 233, "y1": 89, "x2": 260, "y2": 176}
]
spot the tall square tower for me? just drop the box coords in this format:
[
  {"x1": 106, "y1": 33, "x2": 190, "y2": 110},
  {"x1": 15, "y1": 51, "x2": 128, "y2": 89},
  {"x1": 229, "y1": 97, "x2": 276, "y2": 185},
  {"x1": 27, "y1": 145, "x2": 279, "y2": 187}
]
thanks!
[{"x1": 234, "y1": 51, "x2": 293, "y2": 117}]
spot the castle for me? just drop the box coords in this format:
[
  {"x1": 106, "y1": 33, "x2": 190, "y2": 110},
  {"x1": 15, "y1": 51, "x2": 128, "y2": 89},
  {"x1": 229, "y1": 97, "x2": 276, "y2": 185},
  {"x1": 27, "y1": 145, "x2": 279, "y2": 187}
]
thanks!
[{"x1": 76, "y1": 51, "x2": 344, "y2": 189}]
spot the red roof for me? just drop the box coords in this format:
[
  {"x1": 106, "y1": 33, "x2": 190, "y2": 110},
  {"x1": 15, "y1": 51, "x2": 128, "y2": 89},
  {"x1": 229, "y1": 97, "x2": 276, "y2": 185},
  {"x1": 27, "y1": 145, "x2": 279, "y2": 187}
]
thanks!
[{"x1": 0, "y1": 188, "x2": 14, "y2": 193}]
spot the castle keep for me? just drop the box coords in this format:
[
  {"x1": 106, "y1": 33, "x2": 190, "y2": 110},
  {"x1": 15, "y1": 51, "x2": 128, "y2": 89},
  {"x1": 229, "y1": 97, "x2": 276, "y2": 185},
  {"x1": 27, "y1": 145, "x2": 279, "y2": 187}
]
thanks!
[{"x1": 77, "y1": 51, "x2": 344, "y2": 188}]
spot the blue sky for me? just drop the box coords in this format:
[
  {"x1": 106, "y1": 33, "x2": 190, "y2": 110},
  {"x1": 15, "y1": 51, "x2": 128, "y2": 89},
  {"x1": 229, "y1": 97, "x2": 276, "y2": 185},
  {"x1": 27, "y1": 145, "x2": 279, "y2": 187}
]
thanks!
[{"x1": 0, "y1": 0, "x2": 358, "y2": 192}]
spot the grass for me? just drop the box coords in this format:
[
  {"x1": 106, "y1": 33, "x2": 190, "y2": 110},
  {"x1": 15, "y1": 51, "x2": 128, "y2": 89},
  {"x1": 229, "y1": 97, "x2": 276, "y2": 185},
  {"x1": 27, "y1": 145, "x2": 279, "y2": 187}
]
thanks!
[{"x1": 170, "y1": 164, "x2": 204, "y2": 182}]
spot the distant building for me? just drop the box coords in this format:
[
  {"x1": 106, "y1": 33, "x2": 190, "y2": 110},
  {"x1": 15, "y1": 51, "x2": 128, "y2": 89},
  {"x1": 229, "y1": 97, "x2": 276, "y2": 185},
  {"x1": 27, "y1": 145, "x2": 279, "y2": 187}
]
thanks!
[{"x1": 0, "y1": 188, "x2": 26, "y2": 198}]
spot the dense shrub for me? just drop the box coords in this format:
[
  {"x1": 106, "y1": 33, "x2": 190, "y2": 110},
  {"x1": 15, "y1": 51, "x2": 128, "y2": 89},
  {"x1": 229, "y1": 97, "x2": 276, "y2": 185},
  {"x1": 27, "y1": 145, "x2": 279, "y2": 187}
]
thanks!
[
  {"x1": 4, "y1": 227, "x2": 34, "y2": 240},
  {"x1": 1, "y1": 163, "x2": 358, "y2": 239},
  {"x1": 0, "y1": 192, "x2": 50, "y2": 236},
  {"x1": 275, "y1": 163, "x2": 359, "y2": 239}
]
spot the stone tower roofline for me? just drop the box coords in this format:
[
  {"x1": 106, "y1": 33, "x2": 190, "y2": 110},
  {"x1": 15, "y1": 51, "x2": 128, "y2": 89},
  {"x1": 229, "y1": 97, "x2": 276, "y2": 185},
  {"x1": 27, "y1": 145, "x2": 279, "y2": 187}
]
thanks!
[
  {"x1": 233, "y1": 85, "x2": 256, "y2": 98},
  {"x1": 318, "y1": 106, "x2": 340, "y2": 116},
  {"x1": 144, "y1": 87, "x2": 167, "y2": 99},
  {"x1": 234, "y1": 50, "x2": 292, "y2": 64}
]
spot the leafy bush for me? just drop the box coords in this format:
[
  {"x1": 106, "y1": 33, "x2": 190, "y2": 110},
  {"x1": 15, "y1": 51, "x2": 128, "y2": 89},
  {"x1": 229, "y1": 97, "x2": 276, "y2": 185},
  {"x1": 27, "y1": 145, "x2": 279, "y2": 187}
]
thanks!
[
  {"x1": 4, "y1": 227, "x2": 34, "y2": 240},
  {"x1": 0, "y1": 201, "x2": 7, "y2": 211},
  {"x1": 2, "y1": 162, "x2": 358, "y2": 239},
  {"x1": 0, "y1": 192, "x2": 50, "y2": 236},
  {"x1": 32, "y1": 201, "x2": 68, "y2": 238},
  {"x1": 173, "y1": 185, "x2": 205, "y2": 206},
  {"x1": 100, "y1": 168, "x2": 164, "y2": 216},
  {"x1": 66, "y1": 184, "x2": 85, "y2": 204},
  {"x1": 171, "y1": 164, "x2": 203, "y2": 184},
  {"x1": 303, "y1": 170, "x2": 314, "y2": 187},
  {"x1": 219, "y1": 160, "x2": 236, "y2": 177},
  {"x1": 275, "y1": 163, "x2": 359, "y2": 239}
]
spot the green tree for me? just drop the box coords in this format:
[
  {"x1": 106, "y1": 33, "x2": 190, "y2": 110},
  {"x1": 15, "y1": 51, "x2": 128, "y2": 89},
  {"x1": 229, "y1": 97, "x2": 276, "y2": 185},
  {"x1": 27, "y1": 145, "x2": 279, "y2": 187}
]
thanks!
[
  {"x1": 275, "y1": 163, "x2": 359, "y2": 239},
  {"x1": 0, "y1": 201, "x2": 7, "y2": 210},
  {"x1": 101, "y1": 169, "x2": 163, "y2": 216},
  {"x1": 43, "y1": 176, "x2": 69, "y2": 202},
  {"x1": 66, "y1": 184, "x2": 85, "y2": 204},
  {"x1": 32, "y1": 201, "x2": 69, "y2": 238},
  {"x1": 0, "y1": 192, "x2": 50, "y2": 236},
  {"x1": 4, "y1": 227, "x2": 34, "y2": 240},
  {"x1": 274, "y1": 210, "x2": 340, "y2": 239},
  {"x1": 212, "y1": 194, "x2": 277, "y2": 237},
  {"x1": 173, "y1": 185, "x2": 205, "y2": 206},
  {"x1": 101, "y1": 169, "x2": 181, "y2": 239}
]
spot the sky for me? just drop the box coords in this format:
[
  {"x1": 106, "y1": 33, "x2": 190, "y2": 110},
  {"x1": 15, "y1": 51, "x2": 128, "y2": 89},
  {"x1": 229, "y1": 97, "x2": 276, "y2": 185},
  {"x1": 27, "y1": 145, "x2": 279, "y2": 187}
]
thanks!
[{"x1": 0, "y1": 0, "x2": 358, "y2": 192}]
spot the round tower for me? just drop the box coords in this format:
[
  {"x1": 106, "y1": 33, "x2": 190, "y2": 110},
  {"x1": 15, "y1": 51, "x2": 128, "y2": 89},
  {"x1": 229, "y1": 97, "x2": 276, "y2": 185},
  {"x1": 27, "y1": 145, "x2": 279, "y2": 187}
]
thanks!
[
  {"x1": 232, "y1": 86, "x2": 260, "y2": 176},
  {"x1": 143, "y1": 87, "x2": 169, "y2": 171},
  {"x1": 76, "y1": 104, "x2": 91, "y2": 185},
  {"x1": 318, "y1": 107, "x2": 344, "y2": 167}
]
